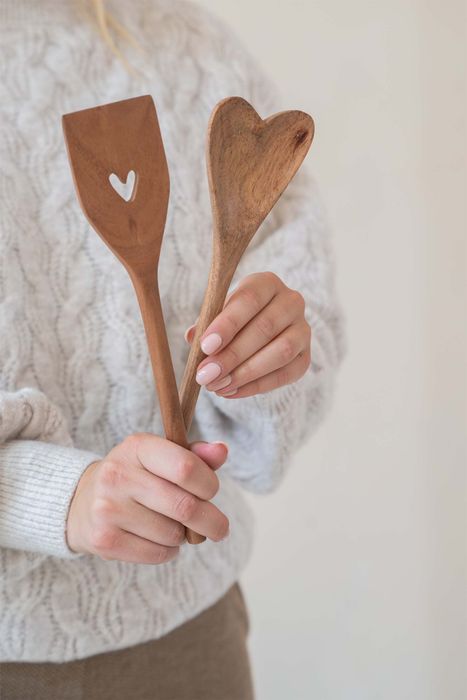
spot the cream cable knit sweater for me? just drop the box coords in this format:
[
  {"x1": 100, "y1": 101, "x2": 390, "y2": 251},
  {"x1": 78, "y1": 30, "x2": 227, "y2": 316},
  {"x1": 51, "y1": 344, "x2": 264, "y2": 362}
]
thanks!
[{"x1": 0, "y1": 0, "x2": 344, "y2": 662}]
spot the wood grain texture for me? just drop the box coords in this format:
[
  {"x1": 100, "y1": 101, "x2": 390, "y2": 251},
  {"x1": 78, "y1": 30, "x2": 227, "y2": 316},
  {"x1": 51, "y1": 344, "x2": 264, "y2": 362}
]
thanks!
[
  {"x1": 62, "y1": 95, "x2": 204, "y2": 544},
  {"x1": 179, "y1": 96, "x2": 314, "y2": 430}
]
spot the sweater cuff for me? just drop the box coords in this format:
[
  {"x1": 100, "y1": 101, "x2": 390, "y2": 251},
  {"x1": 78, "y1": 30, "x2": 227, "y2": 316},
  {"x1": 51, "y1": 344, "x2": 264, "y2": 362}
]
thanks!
[{"x1": 0, "y1": 439, "x2": 101, "y2": 558}]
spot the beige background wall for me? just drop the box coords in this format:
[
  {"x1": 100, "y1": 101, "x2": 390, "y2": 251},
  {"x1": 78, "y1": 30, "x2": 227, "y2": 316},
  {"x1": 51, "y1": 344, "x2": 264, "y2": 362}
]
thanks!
[{"x1": 197, "y1": 1, "x2": 466, "y2": 698}]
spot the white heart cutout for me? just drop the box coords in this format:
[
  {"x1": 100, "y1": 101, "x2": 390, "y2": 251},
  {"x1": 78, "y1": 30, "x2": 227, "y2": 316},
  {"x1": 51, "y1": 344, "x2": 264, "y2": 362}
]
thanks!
[{"x1": 109, "y1": 170, "x2": 136, "y2": 202}]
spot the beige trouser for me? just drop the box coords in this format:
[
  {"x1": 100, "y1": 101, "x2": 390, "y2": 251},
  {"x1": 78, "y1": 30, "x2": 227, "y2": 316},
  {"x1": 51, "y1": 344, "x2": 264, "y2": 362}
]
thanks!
[{"x1": 0, "y1": 583, "x2": 254, "y2": 700}]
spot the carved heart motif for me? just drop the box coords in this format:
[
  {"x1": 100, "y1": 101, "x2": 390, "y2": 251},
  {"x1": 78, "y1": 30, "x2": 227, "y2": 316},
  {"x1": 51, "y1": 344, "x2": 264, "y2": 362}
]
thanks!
[
  {"x1": 109, "y1": 170, "x2": 136, "y2": 202},
  {"x1": 206, "y1": 97, "x2": 314, "y2": 244}
]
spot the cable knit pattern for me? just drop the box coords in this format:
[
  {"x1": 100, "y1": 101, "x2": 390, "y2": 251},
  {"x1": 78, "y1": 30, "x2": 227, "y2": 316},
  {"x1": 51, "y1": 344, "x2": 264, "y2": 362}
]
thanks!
[{"x1": 0, "y1": 0, "x2": 344, "y2": 661}]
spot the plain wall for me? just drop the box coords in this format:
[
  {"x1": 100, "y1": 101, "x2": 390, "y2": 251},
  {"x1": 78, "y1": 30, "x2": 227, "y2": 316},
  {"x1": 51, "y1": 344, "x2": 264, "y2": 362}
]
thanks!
[{"x1": 196, "y1": 1, "x2": 467, "y2": 698}]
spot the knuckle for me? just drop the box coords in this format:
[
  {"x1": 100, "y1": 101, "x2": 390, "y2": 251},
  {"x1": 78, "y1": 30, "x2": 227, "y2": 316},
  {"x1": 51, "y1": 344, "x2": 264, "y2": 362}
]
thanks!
[
  {"x1": 92, "y1": 497, "x2": 115, "y2": 523},
  {"x1": 223, "y1": 311, "x2": 241, "y2": 336},
  {"x1": 173, "y1": 492, "x2": 198, "y2": 522},
  {"x1": 255, "y1": 312, "x2": 276, "y2": 341},
  {"x1": 211, "y1": 473, "x2": 221, "y2": 497},
  {"x1": 123, "y1": 432, "x2": 145, "y2": 451},
  {"x1": 91, "y1": 526, "x2": 119, "y2": 553},
  {"x1": 204, "y1": 474, "x2": 220, "y2": 501},
  {"x1": 98, "y1": 459, "x2": 124, "y2": 490},
  {"x1": 290, "y1": 289, "x2": 306, "y2": 312},
  {"x1": 177, "y1": 456, "x2": 196, "y2": 485},
  {"x1": 279, "y1": 336, "x2": 297, "y2": 363},
  {"x1": 263, "y1": 271, "x2": 281, "y2": 287},
  {"x1": 223, "y1": 343, "x2": 240, "y2": 367},
  {"x1": 237, "y1": 286, "x2": 262, "y2": 314}
]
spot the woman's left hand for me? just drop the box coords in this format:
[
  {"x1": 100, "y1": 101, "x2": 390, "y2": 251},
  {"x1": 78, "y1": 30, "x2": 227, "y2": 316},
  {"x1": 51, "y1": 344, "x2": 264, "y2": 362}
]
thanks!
[{"x1": 185, "y1": 272, "x2": 312, "y2": 399}]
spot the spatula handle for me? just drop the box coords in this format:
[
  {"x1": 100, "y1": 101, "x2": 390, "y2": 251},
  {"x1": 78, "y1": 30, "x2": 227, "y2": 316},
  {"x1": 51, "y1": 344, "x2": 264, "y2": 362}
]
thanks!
[
  {"x1": 132, "y1": 275, "x2": 205, "y2": 545},
  {"x1": 180, "y1": 264, "x2": 233, "y2": 431}
]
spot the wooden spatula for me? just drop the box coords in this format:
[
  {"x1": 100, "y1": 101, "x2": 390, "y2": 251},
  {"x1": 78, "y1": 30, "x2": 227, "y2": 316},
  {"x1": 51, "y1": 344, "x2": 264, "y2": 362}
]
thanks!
[
  {"x1": 179, "y1": 97, "x2": 314, "y2": 430},
  {"x1": 62, "y1": 95, "x2": 205, "y2": 544}
]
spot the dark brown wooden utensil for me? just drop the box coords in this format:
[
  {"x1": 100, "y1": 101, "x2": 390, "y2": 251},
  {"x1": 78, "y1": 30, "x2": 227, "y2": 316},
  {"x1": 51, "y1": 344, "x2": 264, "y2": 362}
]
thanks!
[
  {"x1": 179, "y1": 96, "x2": 314, "y2": 430},
  {"x1": 62, "y1": 95, "x2": 204, "y2": 544}
]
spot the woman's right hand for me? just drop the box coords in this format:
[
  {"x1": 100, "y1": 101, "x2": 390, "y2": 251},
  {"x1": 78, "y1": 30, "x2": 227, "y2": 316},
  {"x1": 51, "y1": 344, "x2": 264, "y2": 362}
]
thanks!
[{"x1": 66, "y1": 433, "x2": 230, "y2": 564}]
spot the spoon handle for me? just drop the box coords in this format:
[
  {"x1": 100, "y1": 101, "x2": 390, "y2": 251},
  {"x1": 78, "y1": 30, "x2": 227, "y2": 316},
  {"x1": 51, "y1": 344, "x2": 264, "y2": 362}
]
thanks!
[
  {"x1": 132, "y1": 274, "x2": 206, "y2": 545},
  {"x1": 180, "y1": 263, "x2": 233, "y2": 431}
]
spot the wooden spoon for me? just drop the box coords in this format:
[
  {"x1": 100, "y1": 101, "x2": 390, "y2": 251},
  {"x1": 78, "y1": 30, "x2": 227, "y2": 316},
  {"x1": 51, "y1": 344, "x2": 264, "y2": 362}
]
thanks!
[
  {"x1": 179, "y1": 97, "x2": 314, "y2": 430},
  {"x1": 62, "y1": 95, "x2": 205, "y2": 544}
]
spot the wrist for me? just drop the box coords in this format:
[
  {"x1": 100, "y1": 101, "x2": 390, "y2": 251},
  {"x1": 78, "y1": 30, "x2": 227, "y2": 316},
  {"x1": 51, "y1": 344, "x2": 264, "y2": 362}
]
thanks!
[{"x1": 65, "y1": 459, "x2": 101, "y2": 554}]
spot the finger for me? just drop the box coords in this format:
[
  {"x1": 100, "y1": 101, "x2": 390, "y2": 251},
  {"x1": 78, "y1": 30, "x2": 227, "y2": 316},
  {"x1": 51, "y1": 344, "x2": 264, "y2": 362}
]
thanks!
[
  {"x1": 184, "y1": 324, "x2": 196, "y2": 344},
  {"x1": 118, "y1": 499, "x2": 186, "y2": 547},
  {"x1": 184, "y1": 314, "x2": 200, "y2": 344},
  {"x1": 93, "y1": 527, "x2": 180, "y2": 565},
  {"x1": 214, "y1": 321, "x2": 311, "y2": 394},
  {"x1": 190, "y1": 441, "x2": 229, "y2": 470},
  {"x1": 197, "y1": 272, "x2": 282, "y2": 357},
  {"x1": 126, "y1": 433, "x2": 220, "y2": 501},
  {"x1": 217, "y1": 348, "x2": 311, "y2": 399},
  {"x1": 201, "y1": 292, "x2": 303, "y2": 390},
  {"x1": 132, "y1": 473, "x2": 229, "y2": 542}
]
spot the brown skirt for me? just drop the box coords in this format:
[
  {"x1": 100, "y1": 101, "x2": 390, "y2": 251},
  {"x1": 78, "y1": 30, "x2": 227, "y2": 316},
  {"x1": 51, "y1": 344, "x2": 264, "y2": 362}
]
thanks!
[{"x1": 0, "y1": 583, "x2": 254, "y2": 700}]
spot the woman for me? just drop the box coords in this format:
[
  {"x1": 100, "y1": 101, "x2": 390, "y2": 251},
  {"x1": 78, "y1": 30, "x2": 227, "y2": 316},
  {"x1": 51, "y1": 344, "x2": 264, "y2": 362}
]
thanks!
[{"x1": 0, "y1": 0, "x2": 344, "y2": 697}]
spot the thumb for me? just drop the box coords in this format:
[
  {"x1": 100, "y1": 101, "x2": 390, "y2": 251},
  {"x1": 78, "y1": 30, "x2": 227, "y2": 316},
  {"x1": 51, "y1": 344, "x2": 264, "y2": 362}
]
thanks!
[{"x1": 190, "y1": 441, "x2": 228, "y2": 470}]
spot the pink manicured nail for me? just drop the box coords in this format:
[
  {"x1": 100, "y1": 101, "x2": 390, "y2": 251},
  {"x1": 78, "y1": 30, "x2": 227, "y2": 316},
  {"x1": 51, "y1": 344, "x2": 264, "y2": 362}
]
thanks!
[
  {"x1": 201, "y1": 333, "x2": 222, "y2": 355},
  {"x1": 220, "y1": 388, "x2": 237, "y2": 397},
  {"x1": 196, "y1": 362, "x2": 222, "y2": 385},
  {"x1": 208, "y1": 374, "x2": 232, "y2": 391}
]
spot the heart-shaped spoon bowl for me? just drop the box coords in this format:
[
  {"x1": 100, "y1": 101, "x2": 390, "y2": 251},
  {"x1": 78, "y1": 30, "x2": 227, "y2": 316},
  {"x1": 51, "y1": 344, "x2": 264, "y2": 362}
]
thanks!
[{"x1": 208, "y1": 96, "x2": 314, "y2": 267}]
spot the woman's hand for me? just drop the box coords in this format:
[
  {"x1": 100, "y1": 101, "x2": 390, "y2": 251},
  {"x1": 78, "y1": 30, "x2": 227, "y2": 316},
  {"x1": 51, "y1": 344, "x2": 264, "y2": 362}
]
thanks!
[
  {"x1": 66, "y1": 434, "x2": 229, "y2": 564},
  {"x1": 185, "y1": 272, "x2": 312, "y2": 399}
]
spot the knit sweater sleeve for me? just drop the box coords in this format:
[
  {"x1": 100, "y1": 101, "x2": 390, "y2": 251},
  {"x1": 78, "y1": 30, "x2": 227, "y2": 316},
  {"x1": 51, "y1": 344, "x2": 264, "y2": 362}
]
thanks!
[
  {"x1": 0, "y1": 388, "x2": 101, "y2": 557},
  {"x1": 191, "y1": 12, "x2": 345, "y2": 493}
]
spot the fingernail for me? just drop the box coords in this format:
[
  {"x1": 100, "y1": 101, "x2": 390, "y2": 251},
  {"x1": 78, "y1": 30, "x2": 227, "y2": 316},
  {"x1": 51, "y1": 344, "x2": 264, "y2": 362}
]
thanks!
[
  {"x1": 184, "y1": 324, "x2": 196, "y2": 343},
  {"x1": 201, "y1": 333, "x2": 222, "y2": 355},
  {"x1": 220, "y1": 388, "x2": 237, "y2": 397},
  {"x1": 212, "y1": 440, "x2": 229, "y2": 453},
  {"x1": 208, "y1": 374, "x2": 232, "y2": 391},
  {"x1": 196, "y1": 362, "x2": 222, "y2": 385}
]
